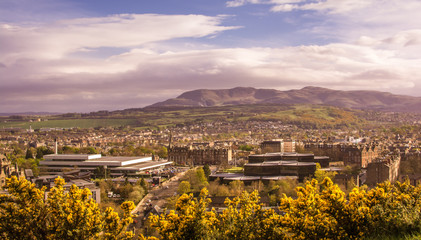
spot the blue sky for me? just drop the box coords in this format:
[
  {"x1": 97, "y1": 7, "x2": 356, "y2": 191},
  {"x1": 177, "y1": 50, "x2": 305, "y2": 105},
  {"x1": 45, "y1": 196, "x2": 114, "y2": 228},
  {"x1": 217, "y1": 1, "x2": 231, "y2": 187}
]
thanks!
[{"x1": 1, "y1": 0, "x2": 421, "y2": 112}]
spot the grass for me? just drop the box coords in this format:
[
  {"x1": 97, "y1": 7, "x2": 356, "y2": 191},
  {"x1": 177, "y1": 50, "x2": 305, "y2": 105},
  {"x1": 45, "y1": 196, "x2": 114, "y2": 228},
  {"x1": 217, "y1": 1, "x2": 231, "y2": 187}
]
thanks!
[
  {"x1": 224, "y1": 167, "x2": 244, "y2": 173},
  {"x1": 365, "y1": 232, "x2": 421, "y2": 240},
  {"x1": 0, "y1": 104, "x2": 365, "y2": 129},
  {"x1": 0, "y1": 119, "x2": 137, "y2": 129}
]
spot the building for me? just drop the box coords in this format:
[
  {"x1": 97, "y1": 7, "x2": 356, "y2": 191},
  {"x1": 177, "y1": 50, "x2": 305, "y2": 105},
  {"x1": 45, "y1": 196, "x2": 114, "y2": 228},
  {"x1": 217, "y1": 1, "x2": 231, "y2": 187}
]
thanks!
[
  {"x1": 0, "y1": 154, "x2": 11, "y2": 188},
  {"x1": 365, "y1": 154, "x2": 401, "y2": 186},
  {"x1": 261, "y1": 140, "x2": 283, "y2": 153},
  {"x1": 39, "y1": 154, "x2": 173, "y2": 177},
  {"x1": 249, "y1": 152, "x2": 330, "y2": 168},
  {"x1": 210, "y1": 152, "x2": 328, "y2": 183},
  {"x1": 244, "y1": 161, "x2": 316, "y2": 181},
  {"x1": 0, "y1": 154, "x2": 22, "y2": 189},
  {"x1": 284, "y1": 140, "x2": 296, "y2": 152},
  {"x1": 343, "y1": 145, "x2": 382, "y2": 168},
  {"x1": 260, "y1": 139, "x2": 295, "y2": 153},
  {"x1": 168, "y1": 146, "x2": 231, "y2": 166}
]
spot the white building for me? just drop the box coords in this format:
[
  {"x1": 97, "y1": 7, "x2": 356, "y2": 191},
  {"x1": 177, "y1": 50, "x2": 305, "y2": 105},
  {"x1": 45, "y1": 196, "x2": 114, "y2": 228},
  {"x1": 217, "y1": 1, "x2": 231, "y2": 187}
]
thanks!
[{"x1": 39, "y1": 154, "x2": 172, "y2": 177}]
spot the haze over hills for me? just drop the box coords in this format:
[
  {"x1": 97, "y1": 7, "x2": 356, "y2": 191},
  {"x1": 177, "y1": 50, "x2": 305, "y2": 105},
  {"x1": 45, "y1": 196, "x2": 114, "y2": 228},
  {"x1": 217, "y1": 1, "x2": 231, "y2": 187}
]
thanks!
[
  {"x1": 0, "y1": 112, "x2": 62, "y2": 117},
  {"x1": 148, "y1": 86, "x2": 421, "y2": 113}
]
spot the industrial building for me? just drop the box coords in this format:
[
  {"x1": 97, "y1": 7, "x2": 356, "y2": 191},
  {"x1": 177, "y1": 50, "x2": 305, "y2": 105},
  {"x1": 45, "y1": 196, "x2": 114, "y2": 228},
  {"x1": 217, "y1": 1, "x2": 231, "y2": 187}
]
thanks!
[
  {"x1": 210, "y1": 152, "x2": 328, "y2": 183},
  {"x1": 39, "y1": 154, "x2": 173, "y2": 177}
]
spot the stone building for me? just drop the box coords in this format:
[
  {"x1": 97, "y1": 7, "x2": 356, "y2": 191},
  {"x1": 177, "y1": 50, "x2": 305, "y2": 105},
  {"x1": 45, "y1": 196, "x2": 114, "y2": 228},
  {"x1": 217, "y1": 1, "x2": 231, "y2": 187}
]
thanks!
[
  {"x1": 260, "y1": 139, "x2": 296, "y2": 153},
  {"x1": 365, "y1": 154, "x2": 401, "y2": 186},
  {"x1": 0, "y1": 154, "x2": 21, "y2": 189},
  {"x1": 284, "y1": 140, "x2": 296, "y2": 152},
  {"x1": 343, "y1": 145, "x2": 382, "y2": 168},
  {"x1": 261, "y1": 140, "x2": 283, "y2": 153},
  {"x1": 168, "y1": 146, "x2": 232, "y2": 166},
  {"x1": 304, "y1": 143, "x2": 346, "y2": 162},
  {"x1": 0, "y1": 154, "x2": 10, "y2": 188}
]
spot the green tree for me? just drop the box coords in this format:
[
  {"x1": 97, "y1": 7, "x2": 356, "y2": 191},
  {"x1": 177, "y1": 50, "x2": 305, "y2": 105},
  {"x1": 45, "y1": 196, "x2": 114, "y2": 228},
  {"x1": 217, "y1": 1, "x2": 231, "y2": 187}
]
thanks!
[
  {"x1": 177, "y1": 181, "x2": 191, "y2": 195},
  {"x1": 25, "y1": 148, "x2": 34, "y2": 159},
  {"x1": 238, "y1": 145, "x2": 254, "y2": 151},
  {"x1": 203, "y1": 165, "x2": 211, "y2": 179},
  {"x1": 196, "y1": 168, "x2": 208, "y2": 188},
  {"x1": 157, "y1": 146, "x2": 168, "y2": 159},
  {"x1": 138, "y1": 177, "x2": 149, "y2": 193},
  {"x1": 314, "y1": 163, "x2": 337, "y2": 182}
]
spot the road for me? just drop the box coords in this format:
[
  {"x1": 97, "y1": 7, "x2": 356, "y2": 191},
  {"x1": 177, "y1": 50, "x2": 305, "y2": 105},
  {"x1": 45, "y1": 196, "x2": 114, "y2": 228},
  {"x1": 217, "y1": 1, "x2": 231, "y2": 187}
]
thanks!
[{"x1": 132, "y1": 168, "x2": 189, "y2": 228}]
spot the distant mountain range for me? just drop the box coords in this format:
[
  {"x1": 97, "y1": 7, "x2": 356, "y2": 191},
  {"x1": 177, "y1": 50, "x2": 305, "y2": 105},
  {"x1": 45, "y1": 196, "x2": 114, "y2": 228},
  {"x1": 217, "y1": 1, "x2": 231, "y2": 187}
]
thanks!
[{"x1": 148, "y1": 86, "x2": 421, "y2": 113}]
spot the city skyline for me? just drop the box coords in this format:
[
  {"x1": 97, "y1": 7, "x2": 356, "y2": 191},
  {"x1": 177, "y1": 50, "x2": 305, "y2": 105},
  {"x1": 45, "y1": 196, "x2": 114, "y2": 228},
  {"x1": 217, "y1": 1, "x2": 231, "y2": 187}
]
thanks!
[{"x1": 2, "y1": 0, "x2": 421, "y2": 112}]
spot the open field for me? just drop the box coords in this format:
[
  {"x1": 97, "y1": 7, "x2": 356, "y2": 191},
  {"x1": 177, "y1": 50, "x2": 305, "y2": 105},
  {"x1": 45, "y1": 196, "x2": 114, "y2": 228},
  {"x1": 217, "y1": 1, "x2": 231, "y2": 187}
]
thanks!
[
  {"x1": 0, "y1": 104, "x2": 377, "y2": 130},
  {"x1": 0, "y1": 119, "x2": 137, "y2": 129}
]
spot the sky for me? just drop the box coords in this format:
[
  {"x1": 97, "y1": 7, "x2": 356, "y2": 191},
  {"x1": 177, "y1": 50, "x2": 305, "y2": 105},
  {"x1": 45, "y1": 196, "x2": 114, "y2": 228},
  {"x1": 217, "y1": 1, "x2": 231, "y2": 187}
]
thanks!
[{"x1": 2, "y1": 0, "x2": 421, "y2": 113}]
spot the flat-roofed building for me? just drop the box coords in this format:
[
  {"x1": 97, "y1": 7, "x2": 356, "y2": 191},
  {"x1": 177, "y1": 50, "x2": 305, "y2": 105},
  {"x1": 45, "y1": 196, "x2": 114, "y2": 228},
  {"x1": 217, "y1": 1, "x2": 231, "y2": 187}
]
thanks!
[
  {"x1": 210, "y1": 152, "x2": 325, "y2": 183},
  {"x1": 260, "y1": 139, "x2": 296, "y2": 153},
  {"x1": 168, "y1": 146, "x2": 231, "y2": 166},
  {"x1": 284, "y1": 140, "x2": 296, "y2": 152},
  {"x1": 248, "y1": 152, "x2": 330, "y2": 168},
  {"x1": 244, "y1": 161, "x2": 316, "y2": 181},
  {"x1": 39, "y1": 154, "x2": 173, "y2": 177},
  {"x1": 261, "y1": 140, "x2": 283, "y2": 153}
]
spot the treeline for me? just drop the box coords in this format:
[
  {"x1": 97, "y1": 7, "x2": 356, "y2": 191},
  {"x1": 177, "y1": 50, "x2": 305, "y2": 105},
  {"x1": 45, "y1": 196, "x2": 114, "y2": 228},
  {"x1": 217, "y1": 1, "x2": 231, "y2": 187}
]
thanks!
[{"x1": 142, "y1": 178, "x2": 421, "y2": 240}]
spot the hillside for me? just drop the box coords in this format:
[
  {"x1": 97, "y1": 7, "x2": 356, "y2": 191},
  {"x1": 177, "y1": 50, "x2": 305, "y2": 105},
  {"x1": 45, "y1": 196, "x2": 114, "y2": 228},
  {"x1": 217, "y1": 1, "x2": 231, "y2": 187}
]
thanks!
[
  {"x1": 0, "y1": 104, "x2": 367, "y2": 130},
  {"x1": 148, "y1": 86, "x2": 421, "y2": 112}
]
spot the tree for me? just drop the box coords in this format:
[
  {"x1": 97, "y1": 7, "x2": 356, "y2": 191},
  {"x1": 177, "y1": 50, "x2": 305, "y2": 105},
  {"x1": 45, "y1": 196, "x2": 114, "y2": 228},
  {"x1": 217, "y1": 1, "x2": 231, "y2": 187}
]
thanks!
[
  {"x1": 181, "y1": 168, "x2": 208, "y2": 192},
  {"x1": 202, "y1": 165, "x2": 211, "y2": 179},
  {"x1": 147, "y1": 189, "x2": 217, "y2": 240},
  {"x1": 0, "y1": 176, "x2": 135, "y2": 240},
  {"x1": 143, "y1": 177, "x2": 421, "y2": 240},
  {"x1": 196, "y1": 168, "x2": 208, "y2": 188},
  {"x1": 139, "y1": 177, "x2": 149, "y2": 193},
  {"x1": 157, "y1": 146, "x2": 168, "y2": 159},
  {"x1": 25, "y1": 148, "x2": 34, "y2": 159},
  {"x1": 17, "y1": 157, "x2": 40, "y2": 177},
  {"x1": 36, "y1": 146, "x2": 54, "y2": 159},
  {"x1": 177, "y1": 181, "x2": 191, "y2": 195},
  {"x1": 314, "y1": 163, "x2": 337, "y2": 182},
  {"x1": 238, "y1": 145, "x2": 254, "y2": 151}
]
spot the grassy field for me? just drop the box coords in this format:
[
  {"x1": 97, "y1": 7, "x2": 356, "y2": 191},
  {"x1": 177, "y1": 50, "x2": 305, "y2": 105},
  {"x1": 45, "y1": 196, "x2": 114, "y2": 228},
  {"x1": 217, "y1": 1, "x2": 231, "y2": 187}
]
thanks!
[
  {"x1": 0, "y1": 104, "x2": 365, "y2": 129},
  {"x1": 223, "y1": 167, "x2": 244, "y2": 173},
  {"x1": 0, "y1": 119, "x2": 137, "y2": 129}
]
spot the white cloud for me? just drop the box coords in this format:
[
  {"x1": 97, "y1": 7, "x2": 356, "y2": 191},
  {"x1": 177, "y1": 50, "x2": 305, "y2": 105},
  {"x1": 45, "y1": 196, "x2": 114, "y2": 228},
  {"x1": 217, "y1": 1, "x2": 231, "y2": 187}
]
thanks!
[
  {"x1": 3, "y1": 6, "x2": 421, "y2": 112},
  {"x1": 0, "y1": 14, "x2": 239, "y2": 65},
  {"x1": 2, "y1": 38, "x2": 420, "y2": 112},
  {"x1": 269, "y1": 0, "x2": 373, "y2": 13},
  {"x1": 226, "y1": 0, "x2": 267, "y2": 7},
  {"x1": 226, "y1": 0, "x2": 374, "y2": 13}
]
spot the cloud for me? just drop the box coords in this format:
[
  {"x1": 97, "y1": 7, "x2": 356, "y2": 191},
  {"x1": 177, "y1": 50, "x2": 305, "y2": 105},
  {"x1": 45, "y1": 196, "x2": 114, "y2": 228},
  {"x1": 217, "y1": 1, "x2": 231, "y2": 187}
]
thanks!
[
  {"x1": 2, "y1": 7, "x2": 421, "y2": 113},
  {"x1": 226, "y1": 0, "x2": 373, "y2": 13},
  {"x1": 0, "y1": 14, "x2": 239, "y2": 65},
  {"x1": 269, "y1": 0, "x2": 373, "y2": 13},
  {"x1": 225, "y1": 0, "x2": 421, "y2": 42},
  {"x1": 2, "y1": 39, "x2": 420, "y2": 112},
  {"x1": 226, "y1": 0, "x2": 266, "y2": 7}
]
